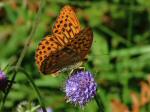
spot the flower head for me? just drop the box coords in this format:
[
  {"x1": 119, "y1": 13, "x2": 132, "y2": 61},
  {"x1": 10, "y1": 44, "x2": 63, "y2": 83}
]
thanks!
[
  {"x1": 0, "y1": 70, "x2": 8, "y2": 91},
  {"x1": 38, "y1": 107, "x2": 53, "y2": 112},
  {"x1": 65, "y1": 70, "x2": 97, "y2": 106}
]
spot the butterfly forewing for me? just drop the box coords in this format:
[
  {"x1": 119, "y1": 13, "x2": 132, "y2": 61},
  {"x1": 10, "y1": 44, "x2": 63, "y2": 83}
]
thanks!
[
  {"x1": 41, "y1": 47, "x2": 81, "y2": 74},
  {"x1": 53, "y1": 5, "x2": 81, "y2": 41},
  {"x1": 35, "y1": 35, "x2": 63, "y2": 72}
]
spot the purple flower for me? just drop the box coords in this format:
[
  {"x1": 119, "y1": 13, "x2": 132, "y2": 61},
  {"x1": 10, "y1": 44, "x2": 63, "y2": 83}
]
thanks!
[
  {"x1": 38, "y1": 107, "x2": 53, "y2": 112},
  {"x1": 65, "y1": 70, "x2": 97, "y2": 106},
  {"x1": 0, "y1": 70, "x2": 8, "y2": 91}
]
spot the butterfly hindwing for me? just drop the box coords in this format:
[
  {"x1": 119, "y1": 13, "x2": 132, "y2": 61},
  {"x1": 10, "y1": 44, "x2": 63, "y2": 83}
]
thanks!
[
  {"x1": 67, "y1": 27, "x2": 93, "y2": 59},
  {"x1": 41, "y1": 47, "x2": 81, "y2": 74}
]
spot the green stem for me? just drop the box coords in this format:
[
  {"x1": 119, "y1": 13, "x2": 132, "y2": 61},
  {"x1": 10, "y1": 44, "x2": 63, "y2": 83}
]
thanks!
[
  {"x1": 19, "y1": 68, "x2": 46, "y2": 112},
  {"x1": 0, "y1": 0, "x2": 45, "y2": 111},
  {"x1": 16, "y1": 0, "x2": 45, "y2": 68},
  {"x1": 127, "y1": 0, "x2": 134, "y2": 42},
  {"x1": 0, "y1": 71, "x2": 17, "y2": 112},
  {"x1": 94, "y1": 92, "x2": 105, "y2": 112},
  {"x1": 98, "y1": 24, "x2": 132, "y2": 46}
]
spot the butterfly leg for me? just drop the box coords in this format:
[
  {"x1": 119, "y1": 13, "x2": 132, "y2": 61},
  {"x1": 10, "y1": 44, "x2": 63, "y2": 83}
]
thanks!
[{"x1": 69, "y1": 67, "x2": 85, "y2": 76}]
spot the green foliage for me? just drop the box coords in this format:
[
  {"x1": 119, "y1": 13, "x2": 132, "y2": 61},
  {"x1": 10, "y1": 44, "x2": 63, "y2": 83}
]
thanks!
[{"x1": 0, "y1": 0, "x2": 150, "y2": 112}]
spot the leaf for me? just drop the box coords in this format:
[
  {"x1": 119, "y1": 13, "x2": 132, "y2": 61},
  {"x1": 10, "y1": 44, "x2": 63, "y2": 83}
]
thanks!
[
  {"x1": 140, "y1": 81, "x2": 150, "y2": 106},
  {"x1": 131, "y1": 92, "x2": 140, "y2": 112},
  {"x1": 111, "y1": 99, "x2": 129, "y2": 112}
]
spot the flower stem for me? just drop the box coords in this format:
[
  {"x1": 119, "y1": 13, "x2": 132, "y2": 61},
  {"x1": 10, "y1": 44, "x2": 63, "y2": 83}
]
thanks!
[
  {"x1": 19, "y1": 68, "x2": 46, "y2": 112},
  {"x1": 0, "y1": 0, "x2": 45, "y2": 111},
  {"x1": 127, "y1": 0, "x2": 134, "y2": 43},
  {"x1": 0, "y1": 71, "x2": 17, "y2": 112},
  {"x1": 94, "y1": 93, "x2": 105, "y2": 112}
]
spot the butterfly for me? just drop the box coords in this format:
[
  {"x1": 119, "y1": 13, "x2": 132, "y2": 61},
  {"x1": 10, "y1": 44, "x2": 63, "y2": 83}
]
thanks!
[{"x1": 35, "y1": 5, "x2": 93, "y2": 75}]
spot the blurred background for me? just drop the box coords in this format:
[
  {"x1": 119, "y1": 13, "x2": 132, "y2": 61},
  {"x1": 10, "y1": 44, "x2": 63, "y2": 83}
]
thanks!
[{"x1": 0, "y1": 0, "x2": 150, "y2": 112}]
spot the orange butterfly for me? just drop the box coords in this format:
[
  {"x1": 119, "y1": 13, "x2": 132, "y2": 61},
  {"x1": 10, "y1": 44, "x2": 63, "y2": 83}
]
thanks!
[{"x1": 35, "y1": 5, "x2": 93, "y2": 75}]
